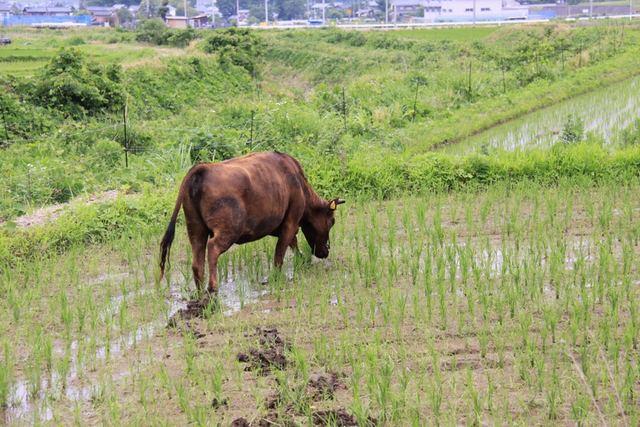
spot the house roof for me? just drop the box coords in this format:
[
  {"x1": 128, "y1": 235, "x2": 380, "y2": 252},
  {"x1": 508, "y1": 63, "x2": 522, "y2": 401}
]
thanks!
[
  {"x1": 23, "y1": 6, "x2": 71, "y2": 13},
  {"x1": 0, "y1": 2, "x2": 11, "y2": 12}
]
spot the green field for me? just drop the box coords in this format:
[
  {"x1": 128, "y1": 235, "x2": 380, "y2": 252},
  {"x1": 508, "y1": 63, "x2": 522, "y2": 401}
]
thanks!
[
  {"x1": 0, "y1": 28, "x2": 169, "y2": 76},
  {"x1": 2, "y1": 21, "x2": 640, "y2": 425},
  {"x1": 390, "y1": 26, "x2": 500, "y2": 41}
]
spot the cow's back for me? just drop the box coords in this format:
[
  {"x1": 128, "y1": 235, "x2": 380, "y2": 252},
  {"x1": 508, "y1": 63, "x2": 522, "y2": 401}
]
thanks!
[{"x1": 184, "y1": 152, "x2": 307, "y2": 242}]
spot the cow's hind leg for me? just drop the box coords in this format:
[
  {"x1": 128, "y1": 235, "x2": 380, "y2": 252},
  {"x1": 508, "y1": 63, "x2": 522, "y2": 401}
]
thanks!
[
  {"x1": 188, "y1": 230, "x2": 208, "y2": 300},
  {"x1": 205, "y1": 233, "x2": 237, "y2": 296}
]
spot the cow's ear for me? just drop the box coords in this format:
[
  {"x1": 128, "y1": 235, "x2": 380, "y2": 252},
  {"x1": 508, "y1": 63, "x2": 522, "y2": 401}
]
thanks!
[{"x1": 328, "y1": 198, "x2": 346, "y2": 211}]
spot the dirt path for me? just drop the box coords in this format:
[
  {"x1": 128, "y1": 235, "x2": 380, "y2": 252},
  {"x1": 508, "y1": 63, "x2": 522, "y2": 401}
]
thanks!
[{"x1": 0, "y1": 190, "x2": 123, "y2": 229}]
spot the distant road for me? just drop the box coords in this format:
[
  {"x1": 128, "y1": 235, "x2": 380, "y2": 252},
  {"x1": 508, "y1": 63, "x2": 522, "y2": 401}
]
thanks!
[{"x1": 252, "y1": 14, "x2": 639, "y2": 30}]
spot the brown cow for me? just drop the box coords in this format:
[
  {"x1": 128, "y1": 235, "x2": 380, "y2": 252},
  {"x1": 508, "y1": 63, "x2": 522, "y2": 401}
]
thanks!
[{"x1": 159, "y1": 151, "x2": 345, "y2": 298}]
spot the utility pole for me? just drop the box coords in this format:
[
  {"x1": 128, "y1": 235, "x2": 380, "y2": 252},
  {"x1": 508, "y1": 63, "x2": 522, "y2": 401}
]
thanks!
[
  {"x1": 146, "y1": 0, "x2": 149, "y2": 18},
  {"x1": 322, "y1": 0, "x2": 325, "y2": 23},
  {"x1": 393, "y1": 0, "x2": 396, "y2": 27},
  {"x1": 473, "y1": 0, "x2": 476, "y2": 27},
  {"x1": 184, "y1": 0, "x2": 187, "y2": 17},
  {"x1": 590, "y1": 0, "x2": 592, "y2": 18},
  {"x1": 212, "y1": 0, "x2": 215, "y2": 26},
  {"x1": 237, "y1": 0, "x2": 240, "y2": 22},
  {"x1": 265, "y1": 0, "x2": 268, "y2": 24},
  {"x1": 385, "y1": 0, "x2": 388, "y2": 23}
]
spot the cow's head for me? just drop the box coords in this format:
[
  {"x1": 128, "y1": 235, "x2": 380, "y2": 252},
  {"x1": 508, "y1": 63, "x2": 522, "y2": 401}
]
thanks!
[{"x1": 301, "y1": 197, "x2": 345, "y2": 259}]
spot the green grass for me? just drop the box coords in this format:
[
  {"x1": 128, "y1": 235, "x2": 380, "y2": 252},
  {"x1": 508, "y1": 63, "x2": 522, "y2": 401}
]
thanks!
[
  {"x1": 392, "y1": 26, "x2": 500, "y2": 41},
  {"x1": 0, "y1": 28, "x2": 165, "y2": 76},
  {"x1": 3, "y1": 21, "x2": 640, "y2": 425},
  {"x1": 2, "y1": 177, "x2": 640, "y2": 425}
]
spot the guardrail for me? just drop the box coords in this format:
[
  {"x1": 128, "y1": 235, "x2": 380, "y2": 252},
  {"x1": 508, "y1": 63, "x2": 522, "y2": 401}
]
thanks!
[{"x1": 251, "y1": 13, "x2": 639, "y2": 30}]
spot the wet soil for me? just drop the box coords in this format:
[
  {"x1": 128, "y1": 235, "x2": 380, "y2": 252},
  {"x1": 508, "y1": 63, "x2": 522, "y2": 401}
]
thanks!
[
  {"x1": 236, "y1": 327, "x2": 289, "y2": 373},
  {"x1": 312, "y1": 409, "x2": 377, "y2": 426},
  {"x1": 307, "y1": 372, "x2": 348, "y2": 401},
  {"x1": 166, "y1": 299, "x2": 216, "y2": 328}
]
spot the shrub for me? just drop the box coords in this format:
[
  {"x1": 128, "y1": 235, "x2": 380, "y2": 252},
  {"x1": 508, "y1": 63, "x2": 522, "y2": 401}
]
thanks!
[
  {"x1": 135, "y1": 18, "x2": 168, "y2": 45},
  {"x1": 561, "y1": 115, "x2": 584, "y2": 144},
  {"x1": 66, "y1": 36, "x2": 85, "y2": 46},
  {"x1": 21, "y1": 47, "x2": 124, "y2": 119},
  {"x1": 201, "y1": 28, "x2": 264, "y2": 74},
  {"x1": 621, "y1": 119, "x2": 640, "y2": 146}
]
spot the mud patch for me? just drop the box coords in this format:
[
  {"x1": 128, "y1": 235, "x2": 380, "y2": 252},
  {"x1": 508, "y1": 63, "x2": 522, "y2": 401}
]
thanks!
[
  {"x1": 211, "y1": 397, "x2": 229, "y2": 409},
  {"x1": 313, "y1": 409, "x2": 378, "y2": 426},
  {"x1": 257, "y1": 412, "x2": 297, "y2": 427},
  {"x1": 237, "y1": 327, "x2": 289, "y2": 374},
  {"x1": 230, "y1": 418, "x2": 252, "y2": 427},
  {"x1": 167, "y1": 299, "x2": 215, "y2": 327},
  {"x1": 308, "y1": 372, "x2": 348, "y2": 401}
]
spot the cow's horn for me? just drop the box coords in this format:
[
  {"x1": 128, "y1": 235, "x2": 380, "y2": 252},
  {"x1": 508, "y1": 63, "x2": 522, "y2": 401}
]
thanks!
[
  {"x1": 337, "y1": 199, "x2": 346, "y2": 205},
  {"x1": 329, "y1": 201, "x2": 336, "y2": 210}
]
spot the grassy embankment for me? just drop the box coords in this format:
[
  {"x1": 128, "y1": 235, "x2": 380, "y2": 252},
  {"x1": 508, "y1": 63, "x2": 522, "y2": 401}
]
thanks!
[{"x1": 1, "y1": 22, "x2": 640, "y2": 221}]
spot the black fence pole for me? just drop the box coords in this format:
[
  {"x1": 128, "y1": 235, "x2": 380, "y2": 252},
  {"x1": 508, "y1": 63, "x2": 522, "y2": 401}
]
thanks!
[
  {"x1": 123, "y1": 102, "x2": 128, "y2": 168},
  {"x1": 342, "y1": 87, "x2": 347, "y2": 132},
  {"x1": 468, "y1": 61, "x2": 472, "y2": 99},
  {"x1": 250, "y1": 110, "x2": 254, "y2": 152},
  {"x1": 412, "y1": 79, "x2": 419, "y2": 122},
  {"x1": 0, "y1": 101, "x2": 9, "y2": 147},
  {"x1": 501, "y1": 61, "x2": 506, "y2": 94}
]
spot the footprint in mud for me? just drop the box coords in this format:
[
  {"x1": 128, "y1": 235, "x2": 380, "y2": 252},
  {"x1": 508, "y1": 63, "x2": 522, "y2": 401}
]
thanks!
[
  {"x1": 230, "y1": 414, "x2": 296, "y2": 427},
  {"x1": 312, "y1": 409, "x2": 378, "y2": 426},
  {"x1": 307, "y1": 372, "x2": 348, "y2": 401},
  {"x1": 230, "y1": 408, "x2": 377, "y2": 427},
  {"x1": 167, "y1": 299, "x2": 216, "y2": 327},
  {"x1": 236, "y1": 327, "x2": 289, "y2": 374}
]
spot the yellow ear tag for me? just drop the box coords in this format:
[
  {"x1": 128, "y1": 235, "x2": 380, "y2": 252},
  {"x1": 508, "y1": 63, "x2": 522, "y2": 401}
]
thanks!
[{"x1": 329, "y1": 201, "x2": 336, "y2": 210}]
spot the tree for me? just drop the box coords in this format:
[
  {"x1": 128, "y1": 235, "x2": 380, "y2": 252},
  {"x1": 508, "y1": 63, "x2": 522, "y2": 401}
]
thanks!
[
  {"x1": 157, "y1": 0, "x2": 169, "y2": 19},
  {"x1": 217, "y1": 0, "x2": 237, "y2": 18},
  {"x1": 117, "y1": 6, "x2": 134, "y2": 23},
  {"x1": 273, "y1": 0, "x2": 305, "y2": 20},
  {"x1": 327, "y1": 8, "x2": 345, "y2": 19}
]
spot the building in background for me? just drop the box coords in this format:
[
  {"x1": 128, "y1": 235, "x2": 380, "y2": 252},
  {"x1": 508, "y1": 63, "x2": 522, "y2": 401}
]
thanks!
[
  {"x1": 0, "y1": 2, "x2": 12, "y2": 19},
  {"x1": 166, "y1": 15, "x2": 188, "y2": 27},
  {"x1": 23, "y1": 6, "x2": 72, "y2": 16},
  {"x1": 87, "y1": 6, "x2": 113, "y2": 25}
]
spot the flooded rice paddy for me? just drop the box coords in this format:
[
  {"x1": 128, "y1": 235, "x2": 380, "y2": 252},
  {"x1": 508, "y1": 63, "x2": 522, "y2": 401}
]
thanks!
[
  {"x1": 4, "y1": 178, "x2": 640, "y2": 425},
  {"x1": 446, "y1": 75, "x2": 640, "y2": 154}
]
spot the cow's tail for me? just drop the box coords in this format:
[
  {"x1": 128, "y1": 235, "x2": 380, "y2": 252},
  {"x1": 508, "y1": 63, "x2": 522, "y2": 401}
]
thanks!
[{"x1": 159, "y1": 166, "x2": 199, "y2": 283}]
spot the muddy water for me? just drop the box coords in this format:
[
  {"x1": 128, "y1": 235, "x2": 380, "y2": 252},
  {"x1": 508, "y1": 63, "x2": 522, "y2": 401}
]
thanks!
[
  {"x1": 445, "y1": 75, "x2": 640, "y2": 154},
  {"x1": 1, "y1": 266, "x2": 275, "y2": 425}
]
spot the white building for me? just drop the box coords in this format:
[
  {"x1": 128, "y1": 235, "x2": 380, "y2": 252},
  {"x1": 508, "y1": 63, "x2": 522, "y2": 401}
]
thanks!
[
  {"x1": 0, "y1": 2, "x2": 12, "y2": 19},
  {"x1": 423, "y1": 0, "x2": 505, "y2": 21}
]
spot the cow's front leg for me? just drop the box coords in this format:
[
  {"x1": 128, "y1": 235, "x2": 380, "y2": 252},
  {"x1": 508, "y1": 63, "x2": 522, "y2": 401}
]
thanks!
[
  {"x1": 288, "y1": 234, "x2": 303, "y2": 258},
  {"x1": 274, "y1": 225, "x2": 299, "y2": 267}
]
